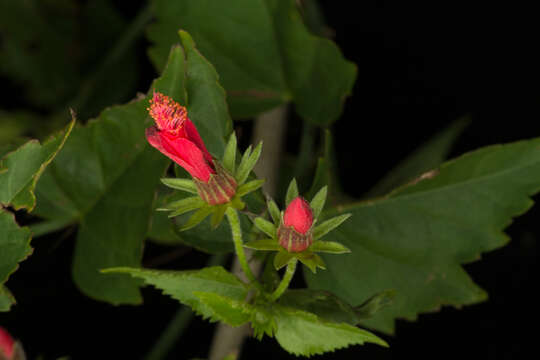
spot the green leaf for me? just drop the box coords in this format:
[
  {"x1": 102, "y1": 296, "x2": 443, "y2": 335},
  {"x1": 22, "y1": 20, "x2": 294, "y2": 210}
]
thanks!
[
  {"x1": 0, "y1": 285, "x2": 15, "y2": 311},
  {"x1": 103, "y1": 266, "x2": 248, "y2": 322},
  {"x1": 309, "y1": 186, "x2": 327, "y2": 219},
  {"x1": 160, "y1": 178, "x2": 198, "y2": 194},
  {"x1": 253, "y1": 218, "x2": 277, "y2": 239},
  {"x1": 0, "y1": 211, "x2": 31, "y2": 307},
  {"x1": 222, "y1": 133, "x2": 237, "y2": 174},
  {"x1": 267, "y1": 198, "x2": 281, "y2": 225},
  {"x1": 366, "y1": 117, "x2": 470, "y2": 198},
  {"x1": 285, "y1": 178, "x2": 299, "y2": 206},
  {"x1": 147, "y1": 0, "x2": 355, "y2": 124},
  {"x1": 0, "y1": 119, "x2": 75, "y2": 211},
  {"x1": 273, "y1": 307, "x2": 388, "y2": 356},
  {"x1": 355, "y1": 290, "x2": 396, "y2": 319},
  {"x1": 274, "y1": 252, "x2": 295, "y2": 270},
  {"x1": 244, "y1": 238, "x2": 280, "y2": 251},
  {"x1": 193, "y1": 291, "x2": 251, "y2": 326},
  {"x1": 307, "y1": 137, "x2": 540, "y2": 333},
  {"x1": 236, "y1": 179, "x2": 265, "y2": 197},
  {"x1": 312, "y1": 214, "x2": 351, "y2": 240},
  {"x1": 235, "y1": 142, "x2": 262, "y2": 185},
  {"x1": 163, "y1": 196, "x2": 205, "y2": 217},
  {"x1": 179, "y1": 206, "x2": 214, "y2": 231},
  {"x1": 32, "y1": 33, "x2": 232, "y2": 304},
  {"x1": 310, "y1": 241, "x2": 351, "y2": 254}
]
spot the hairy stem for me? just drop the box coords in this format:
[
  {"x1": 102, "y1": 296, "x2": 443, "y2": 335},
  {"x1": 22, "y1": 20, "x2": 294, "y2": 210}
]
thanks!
[
  {"x1": 270, "y1": 258, "x2": 298, "y2": 301},
  {"x1": 225, "y1": 207, "x2": 263, "y2": 291}
]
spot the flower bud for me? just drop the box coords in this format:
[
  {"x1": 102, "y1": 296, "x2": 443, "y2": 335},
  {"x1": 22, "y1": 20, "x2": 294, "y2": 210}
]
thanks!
[{"x1": 278, "y1": 197, "x2": 314, "y2": 252}]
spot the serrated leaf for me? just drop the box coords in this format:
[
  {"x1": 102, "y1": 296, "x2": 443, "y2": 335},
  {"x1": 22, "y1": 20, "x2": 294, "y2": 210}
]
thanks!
[
  {"x1": 267, "y1": 198, "x2": 281, "y2": 225},
  {"x1": 32, "y1": 33, "x2": 232, "y2": 304},
  {"x1": 244, "y1": 238, "x2": 280, "y2": 251},
  {"x1": 0, "y1": 119, "x2": 74, "y2": 211},
  {"x1": 160, "y1": 178, "x2": 198, "y2": 194},
  {"x1": 194, "y1": 291, "x2": 251, "y2": 326},
  {"x1": 310, "y1": 241, "x2": 350, "y2": 254},
  {"x1": 312, "y1": 214, "x2": 351, "y2": 240},
  {"x1": 273, "y1": 306, "x2": 388, "y2": 356},
  {"x1": 0, "y1": 211, "x2": 31, "y2": 309},
  {"x1": 236, "y1": 179, "x2": 265, "y2": 197},
  {"x1": 222, "y1": 133, "x2": 237, "y2": 174},
  {"x1": 307, "y1": 137, "x2": 540, "y2": 333},
  {"x1": 236, "y1": 142, "x2": 262, "y2": 185},
  {"x1": 285, "y1": 178, "x2": 299, "y2": 206},
  {"x1": 147, "y1": 0, "x2": 355, "y2": 124},
  {"x1": 103, "y1": 266, "x2": 248, "y2": 321},
  {"x1": 274, "y1": 252, "x2": 295, "y2": 270},
  {"x1": 253, "y1": 218, "x2": 276, "y2": 239},
  {"x1": 0, "y1": 285, "x2": 15, "y2": 311},
  {"x1": 309, "y1": 186, "x2": 327, "y2": 219}
]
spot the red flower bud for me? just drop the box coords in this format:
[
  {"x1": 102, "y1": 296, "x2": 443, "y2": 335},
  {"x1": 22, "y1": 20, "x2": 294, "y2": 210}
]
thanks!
[
  {"x1": 146, "y1": 92, "x2": 237, "y2": 205},
  {"x1": 0, "y1": 327, "x2": 14, "y2": 360},
  {"x1": 146, "y1": 92, "x2": 215, "y2": 182},
  {"x1": 278, "y1": 197, "x2": 314, "y2": 252}
]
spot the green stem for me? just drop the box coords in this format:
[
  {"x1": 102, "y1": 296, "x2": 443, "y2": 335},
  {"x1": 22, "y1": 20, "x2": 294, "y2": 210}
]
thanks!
[
  {"x1": 270, "y1": 258, "x2": 297, "y2": 301},
  {"x1": 225, "y1": 207, "x2": 263, "y2": 291}
]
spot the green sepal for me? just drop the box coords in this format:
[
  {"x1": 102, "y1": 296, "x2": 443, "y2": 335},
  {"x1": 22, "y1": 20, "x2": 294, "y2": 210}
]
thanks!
[
  {"x1": 267, "y1": 197, "x2": 281, "y2": 225},
  {"x1": 297, "y1": 251, "x2": 326, "y2": 273},
  {"x1": 210, "y1": 204, "x2": 228, "y2": 229},
  {"x1": 274, "y1": 251, "x2": 295, "y2": 270},
  {"x1": 285, "y1": 178, "x2": 299, "y2": 205},
  {"x1": 354, "y1": 290, "x2": 396, "y2": 319},
  {"x1": 161, "y1": 178, "x2": 198, "y2": 194},
  {"x1": 244, "y1": 238, "x2": 280, "y2": 251},
  {"x1": 158, "y1": 196, "x2": 205, "y2": 217},
  {"x1": 179, "y1": 206, "x2": 214, "y2": 231},
  {"x1": 313, "y1": 213, "x2": 351, "y2": 240},
  {"x1": 253, "y1": 217, "x2": 277, "y2": 238},
  {"x1": 309, "y1": 241, "x2": 351, "y2": 254},
  {"x1": 236, "y1": 179, "x2": 265, "y2": 197},
  {"x1": 310, "y1": 186, "x2": 327, "y2": 219},
  {"x1": 236, "y1": 141, "x2": 263, "y2": 185},
  {"x1": 222, "y1": 132, "x2": 237, "y2": 174}
]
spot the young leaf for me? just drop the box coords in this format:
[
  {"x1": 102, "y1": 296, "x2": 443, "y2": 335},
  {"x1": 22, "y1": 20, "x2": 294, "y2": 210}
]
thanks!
[
  {"x1": 253, "y1": 218, "x2": 277, "y2": 238},
  {"x1": 309, "y1": 241, "x2": 351, "y2": 254},
  {"x1": 236, "y1": 179, "x2": 265, "y2": 197},
  {"x1": 103, "y1": 266, "x2": 248, "y2": 322},
  {"x1": 309, "y1": 186, "x2": 327, "y2": 219},
  {"x1": 160, "y1": 178, "x2": 198, "y2": 194},
  {"x1": 312, "y1": 214, "x2": 351, "y2": 240},
  {"x1": 285, "y1": 178, "x2": 299, "y2": 206},
  {"x1": 267, "y1": 197, "x2": 281, "y2": 225},
  {"x1": 222, "y1": 132, "x2": 237, "y2": 174},
  {"x1": 306, "y1": 137, "x2": 540, "y2": 333},
  {"x1": 273, "y1": 307, "x2": 388, "y2": 356},
  {"x1": 244, "y1": 238, "x2": 280, "y2": 251}
]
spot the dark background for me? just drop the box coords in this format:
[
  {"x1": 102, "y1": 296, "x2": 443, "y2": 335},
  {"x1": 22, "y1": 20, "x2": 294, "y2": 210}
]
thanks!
[{"x1": 1, "y1": 1, "x2": 539, "y2": 359}]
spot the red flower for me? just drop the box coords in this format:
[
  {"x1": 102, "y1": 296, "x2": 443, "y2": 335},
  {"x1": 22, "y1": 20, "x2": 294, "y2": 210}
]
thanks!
[
  {"x1": 278, "y1": 196, "x2": 314, "y2": 252},
  {"x1": 0, "y1": 327, "x2": 14, "y2": 360},
  {"x1": 146, "y1": 92, "x2": 237, "y2": 205},
  {"x1": 146, "y1": 92, "x2": 215, "y2": 182}
]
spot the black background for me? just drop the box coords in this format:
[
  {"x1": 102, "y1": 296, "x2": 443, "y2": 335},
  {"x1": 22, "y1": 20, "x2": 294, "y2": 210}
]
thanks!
[{"x1": 1, "y1": 1, "x2": 539, "y2": 359}]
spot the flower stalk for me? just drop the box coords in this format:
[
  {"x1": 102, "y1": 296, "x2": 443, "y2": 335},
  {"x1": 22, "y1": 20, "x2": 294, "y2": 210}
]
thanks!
[{"x1": 269, "y1": 258, "x2": 297, "y2": 302}]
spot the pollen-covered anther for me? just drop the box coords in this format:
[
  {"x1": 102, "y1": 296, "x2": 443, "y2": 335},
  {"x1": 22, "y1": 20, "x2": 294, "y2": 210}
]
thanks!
[{"x1": 147, "y1": 92, "x2": 188, "y2": 134}]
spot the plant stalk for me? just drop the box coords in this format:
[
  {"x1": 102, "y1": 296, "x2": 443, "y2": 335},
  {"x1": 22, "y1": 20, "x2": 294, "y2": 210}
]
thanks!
[{"x1": 270, "y1": 258, "x2": 297, "y2": 301}]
